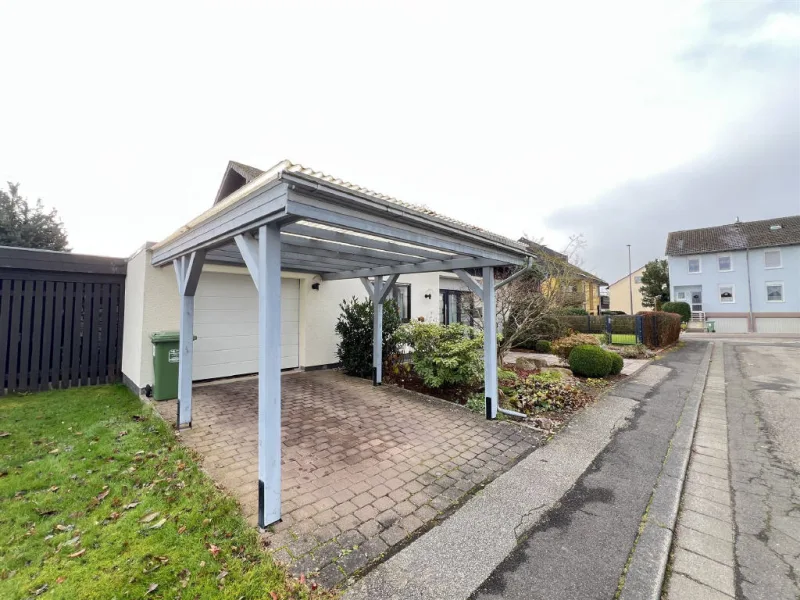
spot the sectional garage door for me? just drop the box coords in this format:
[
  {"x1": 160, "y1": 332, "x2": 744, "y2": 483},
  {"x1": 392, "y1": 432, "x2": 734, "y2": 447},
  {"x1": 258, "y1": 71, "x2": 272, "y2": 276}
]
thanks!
[{"x1": 192, "y1": 272, "x2": 300, "y2": 380}]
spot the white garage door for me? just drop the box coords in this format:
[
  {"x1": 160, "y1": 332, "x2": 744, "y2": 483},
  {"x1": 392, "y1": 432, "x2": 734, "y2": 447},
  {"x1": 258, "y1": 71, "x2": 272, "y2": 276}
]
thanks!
[{"x1": 192, "y1": 272, "x2": 300, "y2": 380}]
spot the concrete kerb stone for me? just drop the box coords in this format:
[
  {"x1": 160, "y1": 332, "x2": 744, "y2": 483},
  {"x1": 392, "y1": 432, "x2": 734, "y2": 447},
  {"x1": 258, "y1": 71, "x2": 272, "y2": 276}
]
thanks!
[{"x1": 618, "y1": 341, "x2": 714, "y2": 600}]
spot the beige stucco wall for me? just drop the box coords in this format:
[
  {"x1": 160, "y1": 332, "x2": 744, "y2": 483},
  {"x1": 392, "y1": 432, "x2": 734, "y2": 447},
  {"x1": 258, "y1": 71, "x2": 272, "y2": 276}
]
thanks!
[
  {"x1": 122, "y1": 244, "x2": 448, "y2": 388},
  {"x1": 608, "y1": 266, "x2": 646, "y2": 314},
  {"x1": 300, "y1": 271, "x2": 441, "y2": 367}
]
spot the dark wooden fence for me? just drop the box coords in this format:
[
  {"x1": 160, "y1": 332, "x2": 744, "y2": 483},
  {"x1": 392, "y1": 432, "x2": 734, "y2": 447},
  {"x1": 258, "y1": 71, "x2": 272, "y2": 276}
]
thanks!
[{"x1": 0, "y1": 247, "x2": 126, "y2": 394}]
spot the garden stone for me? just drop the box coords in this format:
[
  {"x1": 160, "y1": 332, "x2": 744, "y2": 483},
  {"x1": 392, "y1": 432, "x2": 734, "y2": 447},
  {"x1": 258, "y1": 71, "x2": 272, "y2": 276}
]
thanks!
[{"x1": 516, "y1": 357, "x2": 548, "y2": 370}]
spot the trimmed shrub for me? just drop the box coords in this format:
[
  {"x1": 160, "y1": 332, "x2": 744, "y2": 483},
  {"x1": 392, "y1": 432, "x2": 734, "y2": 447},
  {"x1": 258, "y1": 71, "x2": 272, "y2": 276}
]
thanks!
[
  {"x1": 535, "y1": 340, "x2": 552, "y2": 353},
  {"x1": 335, "y1": 297, "x2": 402, "y2": 378},
  {"x1": 558, "y1": 307, "x2": 589, "y2": 315},
  {"x1": 396, "y1": 322, "x2": 484, "y2": 388},
  {"x1": 568, "y1": 345, "x2": 613, "y2": 378},
  {"x1": 552, "y1": 333, "x2": 601, "y2": 359},
  {"x1": 637, "y1": 311, "x2": 682, "y2": 348},
  {"x1": 608, "y1": 352, "x2": 624, "y2": 375},
  {"x1": 661, "y1": 301, "x2": 691, "y2": 323}
]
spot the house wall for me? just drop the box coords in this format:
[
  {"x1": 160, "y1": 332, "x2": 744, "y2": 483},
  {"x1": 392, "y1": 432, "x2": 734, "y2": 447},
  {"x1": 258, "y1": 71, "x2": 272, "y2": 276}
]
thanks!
[
  {"x1": 668, "y1": 244, "x2": 800, "y2": 332},
  {"x1": 608, "y1": 266, "x2": 646, "y2": 314},
  {"x1": 122, "y1": 247, "x2": 447, "y2": 390}
]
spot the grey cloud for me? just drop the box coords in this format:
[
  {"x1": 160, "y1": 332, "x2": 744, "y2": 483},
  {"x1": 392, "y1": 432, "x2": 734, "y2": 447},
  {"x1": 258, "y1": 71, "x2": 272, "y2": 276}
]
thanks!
[
  {"x1": 544, "y1": 1, "x2": 800, "y2": 284},
  {"x1": 545, "y1": 79, "x2": 799, "y2": 284}
]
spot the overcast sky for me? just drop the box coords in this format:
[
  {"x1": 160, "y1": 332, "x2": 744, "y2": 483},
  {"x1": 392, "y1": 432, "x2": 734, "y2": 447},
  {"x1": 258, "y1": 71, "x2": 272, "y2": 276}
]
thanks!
[{"x1": 1, "y1": 0, "x2": 798, "y2": 283}]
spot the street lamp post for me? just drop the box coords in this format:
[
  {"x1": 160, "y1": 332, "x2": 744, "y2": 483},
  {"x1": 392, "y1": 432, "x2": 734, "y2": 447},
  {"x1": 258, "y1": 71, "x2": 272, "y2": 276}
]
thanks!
[{"x1": 627, "y1": 245, "x2": 633, "y2": 315}]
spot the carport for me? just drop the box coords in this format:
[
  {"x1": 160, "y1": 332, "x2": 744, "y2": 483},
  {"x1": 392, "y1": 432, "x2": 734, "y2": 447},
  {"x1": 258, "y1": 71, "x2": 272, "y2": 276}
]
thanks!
[{"x1": 150, "y1": 160, "x2": 529, "y2": 527}]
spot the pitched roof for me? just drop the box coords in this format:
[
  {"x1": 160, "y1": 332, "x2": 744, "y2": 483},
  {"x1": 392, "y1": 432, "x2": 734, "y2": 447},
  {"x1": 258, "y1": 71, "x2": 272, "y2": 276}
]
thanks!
[
  {"x1": 518, "y1": 238, "x2": 608, "y2": 286},
  {"x1": 665, "y1": 215, "x2": 800, "y2": 256},
  {"x1": 212, "y1": 159, "x2": 527, "y2": 251}
]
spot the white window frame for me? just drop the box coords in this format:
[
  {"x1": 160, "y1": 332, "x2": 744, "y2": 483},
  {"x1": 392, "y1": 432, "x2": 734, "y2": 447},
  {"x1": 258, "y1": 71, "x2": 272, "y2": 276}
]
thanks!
[
  {"x1": 718, "y1": 284, "x2": 735, "y2": 304},
  {"x1": 675, "y1": 291, "x2": 686, "y2": 300},
  {"x1": 687, "y1": 256, "x2": 701, "y2": 274},
  {"x1": 717, "y1": 254, "x2": 733, "y2": 272},
  {"x1": 766, "y1": 281, "x2": 784, "y2": 303},
  {"x1": 764, "y1": 249, "x2": 782, "y2": 269},
  {"x1": 634, "y1": 275, "x2": 642, "y2": 284}
]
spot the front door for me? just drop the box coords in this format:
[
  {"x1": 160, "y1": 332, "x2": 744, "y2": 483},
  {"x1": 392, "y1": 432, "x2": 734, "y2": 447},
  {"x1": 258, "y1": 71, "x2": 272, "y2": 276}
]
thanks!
[{"x1": 691, "y1": 291, "x2": 703, "y2": 312}]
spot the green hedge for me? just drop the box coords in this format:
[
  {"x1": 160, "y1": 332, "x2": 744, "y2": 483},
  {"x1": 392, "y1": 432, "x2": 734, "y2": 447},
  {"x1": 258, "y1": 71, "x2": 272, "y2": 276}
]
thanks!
[
  {"x1": 661, "y1": 301, "x2": 691, "y2": 323},
  {"x1": 637, "y1": 311, "x2": 682, "y2": 348},
  {"x1": 608, "y1": 352, "x2": 624, "y2": 375},
  {"x1": 535, "y1": 340, "x2": 552, "y2": 353},
  {"x1": 568, "y1": 345, "x2": 613, "y2": 378}
]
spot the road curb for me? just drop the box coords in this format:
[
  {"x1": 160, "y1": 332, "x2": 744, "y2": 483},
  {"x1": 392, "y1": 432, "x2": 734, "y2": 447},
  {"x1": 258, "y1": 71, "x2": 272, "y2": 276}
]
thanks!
[{"x1": 618, "y1": 341, "x2": 715, "y2": 600}]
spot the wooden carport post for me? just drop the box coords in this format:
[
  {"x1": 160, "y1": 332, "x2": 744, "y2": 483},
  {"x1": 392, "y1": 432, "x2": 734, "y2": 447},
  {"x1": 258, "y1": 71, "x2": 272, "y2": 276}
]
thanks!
[
  {"x1": 361, "y1": 274, "x2": 399, "y2": 385},
  {"x1": 236, "y1": 225, "x2": 283, "y2": 527},
  {"x1": 454, "y1": 267, "x2": 498, "y2": 419},
  {"x1": 174, "y1": 251, "x2": 205, "y2": 429}
]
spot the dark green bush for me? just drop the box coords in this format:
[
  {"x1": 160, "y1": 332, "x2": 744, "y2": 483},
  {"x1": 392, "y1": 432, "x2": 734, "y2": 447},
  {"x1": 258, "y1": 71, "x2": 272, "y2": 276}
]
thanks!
[
  {"x1": 568, "y1": 345, "x2": 613, "y2": 378},
  {"x1": 535, "y1": 340, "x2": 552, "y2": 353},
  {"x1": 395, "y1": 322, "x2": 484, "y2": 388},
  {"x1": 335, "y1": 296, "x2": 401, "y2": 378},
  {"x1": 661, "y1": 301, "x2": 691, "y2": 323},
  {"x1": 608, "y1": 352, "x2": 624, "y2": 375}
]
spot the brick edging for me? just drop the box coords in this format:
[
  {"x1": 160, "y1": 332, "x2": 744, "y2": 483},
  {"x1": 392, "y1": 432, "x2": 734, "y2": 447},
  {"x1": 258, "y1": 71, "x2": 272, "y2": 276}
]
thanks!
[{"x1": 618, "y1": 340, "x2": 714, "y2": 600}]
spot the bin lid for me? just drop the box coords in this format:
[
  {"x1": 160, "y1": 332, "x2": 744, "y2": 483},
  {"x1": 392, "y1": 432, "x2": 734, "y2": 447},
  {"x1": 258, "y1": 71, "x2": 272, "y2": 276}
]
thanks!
[{"x1": 150, "y1": 331, "x2": 180, "y2": 343}]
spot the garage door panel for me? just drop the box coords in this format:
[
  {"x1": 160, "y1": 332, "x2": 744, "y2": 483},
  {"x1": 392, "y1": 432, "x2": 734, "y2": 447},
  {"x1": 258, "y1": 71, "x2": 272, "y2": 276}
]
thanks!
[{"x1": 193, "y1": 274, "x2": 300, "y2": 379}]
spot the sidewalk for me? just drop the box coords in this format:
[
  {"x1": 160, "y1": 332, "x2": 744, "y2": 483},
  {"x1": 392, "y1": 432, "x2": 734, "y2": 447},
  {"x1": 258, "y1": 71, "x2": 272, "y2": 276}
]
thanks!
[{"x1": 345, "y1": 341, "x2": 712, "y2": 600}]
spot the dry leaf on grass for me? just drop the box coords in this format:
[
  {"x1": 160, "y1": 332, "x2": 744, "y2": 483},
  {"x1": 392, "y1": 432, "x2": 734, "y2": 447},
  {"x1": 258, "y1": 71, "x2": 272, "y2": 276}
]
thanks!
[
  {"x1": 0, "y1": 432, "x2": 11, "y2": 438},
  {"x1": 146, "y1": 583, "x2": 158, "y2": 594},
  {"x1": 208, "y1": 544, "x2": 220, "y2": 557},
  {"x1": 123, "y1": 502, "x2": 140, "y2": 510},
  {"x1": 68, "y1": 549, "x2": 85, "y2": 558},
  {"x1": 148, "y1": 518, "x2": 167, "y2": 530},
  {"x1": 139, "y1": 512, "x2": 160, "y2": 523},
  {"x1": 96, "y1": 489, "x2": 110, "y2": 502}
]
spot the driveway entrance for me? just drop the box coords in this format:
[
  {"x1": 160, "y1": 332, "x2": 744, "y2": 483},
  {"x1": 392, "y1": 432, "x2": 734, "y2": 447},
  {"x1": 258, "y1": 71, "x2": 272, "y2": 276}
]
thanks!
[{"x1": 153, "y1": 370, "x2": 540, "y2": 586}]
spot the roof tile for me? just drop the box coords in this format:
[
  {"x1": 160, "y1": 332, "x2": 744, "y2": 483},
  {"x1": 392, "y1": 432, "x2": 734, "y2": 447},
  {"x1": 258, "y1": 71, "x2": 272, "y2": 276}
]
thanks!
[{"x1": 665, "y1": 215, "x2": 800, "y2": 256}]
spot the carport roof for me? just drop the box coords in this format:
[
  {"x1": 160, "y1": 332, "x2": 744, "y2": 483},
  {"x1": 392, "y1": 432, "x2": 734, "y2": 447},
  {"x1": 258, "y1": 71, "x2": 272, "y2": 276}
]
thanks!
[{"x1": 151, "y1": 159, "x2": 531, "y2": 279}]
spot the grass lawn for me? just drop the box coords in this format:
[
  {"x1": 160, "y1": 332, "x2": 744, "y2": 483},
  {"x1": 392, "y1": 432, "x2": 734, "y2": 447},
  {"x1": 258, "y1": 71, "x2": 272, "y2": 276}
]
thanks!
[
  {"x1": 0, "y1": 385, "x2": 336, "y2": 600},
  {"x1": 593, "y1": 333, "x2": 638, "y2": 345}
]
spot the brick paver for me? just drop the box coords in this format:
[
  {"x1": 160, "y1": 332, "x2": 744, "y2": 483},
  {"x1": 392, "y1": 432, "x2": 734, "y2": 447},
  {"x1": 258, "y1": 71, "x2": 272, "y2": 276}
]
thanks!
[
  {"x1": 667, "y1": 343, "x2": 735, "y2": 599},
  {"x1": 153, "y1": 370, "x2": 540, "y2": 587}
]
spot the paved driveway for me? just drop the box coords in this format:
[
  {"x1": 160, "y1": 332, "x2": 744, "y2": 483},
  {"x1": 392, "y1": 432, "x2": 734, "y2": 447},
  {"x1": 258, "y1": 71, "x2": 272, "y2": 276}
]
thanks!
[
  {"x1": 153, "y1": 370, "x2": 540, "y2": 587},
  {"x1": 666, "y1": 339, "x2": 800, "y2": 599}
]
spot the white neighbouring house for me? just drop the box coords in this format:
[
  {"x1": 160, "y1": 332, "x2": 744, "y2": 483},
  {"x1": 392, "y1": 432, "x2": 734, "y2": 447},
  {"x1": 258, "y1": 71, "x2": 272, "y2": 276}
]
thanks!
[
  {"x1": 665, "y1": 215, "x2": 800, "y2": 334},
  {"x1": 121, "y1": 161, "x2": 492, "y2": 395}
]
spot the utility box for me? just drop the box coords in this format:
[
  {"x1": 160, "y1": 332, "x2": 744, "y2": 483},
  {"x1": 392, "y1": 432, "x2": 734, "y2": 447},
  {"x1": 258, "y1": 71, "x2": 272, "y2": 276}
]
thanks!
[{"x1": 150, "y1": 331, "x2": 184, "y2": 401}]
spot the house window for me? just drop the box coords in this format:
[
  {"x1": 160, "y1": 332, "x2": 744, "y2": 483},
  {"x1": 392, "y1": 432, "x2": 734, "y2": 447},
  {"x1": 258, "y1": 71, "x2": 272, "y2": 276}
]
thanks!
[
  {"x1": 439, "y1": 290, "x2": 474, "y2": 325},
  {"x1": 392, "y1": 284, "x2": 411, "y2": 322},
  {"x1": 764, "y1": 250, "x2": 782, "y2": 269},
  {"x1": 717, "y1": 255, "x2": 732, "y2": 272},
  {"x1": 688, "y1": 257, "x2": 701, "y2": 274},
  {"x1": 634, "y1": 276, "x2": 642, "y2": 284},
  {"x1": 675, "y1": 291, "x2": 686, "y2": 300},
  {"x1": 719, "y1": 284, "x2": 735, "y2": 303},
  {"x1": 766, "y1": 282, "x2": 784, "y2": 302}
]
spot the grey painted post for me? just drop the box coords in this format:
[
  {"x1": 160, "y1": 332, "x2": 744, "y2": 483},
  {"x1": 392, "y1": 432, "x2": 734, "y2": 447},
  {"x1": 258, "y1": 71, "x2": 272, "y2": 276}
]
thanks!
[
  {"x1": 482, "y1": 267, "x2": 498, "y2": 419},
  {"x1": 372, "y1": 276, "x2": 385, "y2": 385},
  {"x1": 257, "y1": 223, "x2": 282, "y2": 527},
  {"x1": 174, "y1": 251, "x2": 205, "y2": 429}
]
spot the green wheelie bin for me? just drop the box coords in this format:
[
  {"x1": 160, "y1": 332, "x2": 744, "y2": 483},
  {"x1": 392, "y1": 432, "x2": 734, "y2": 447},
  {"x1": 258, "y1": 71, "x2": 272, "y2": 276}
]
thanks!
[{"x1": 151, "y1": 331, "x2": 183, "y2": 401}]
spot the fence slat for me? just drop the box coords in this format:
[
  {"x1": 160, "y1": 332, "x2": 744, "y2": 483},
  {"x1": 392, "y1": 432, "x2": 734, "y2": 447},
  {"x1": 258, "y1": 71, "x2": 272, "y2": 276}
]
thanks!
[
  {"x1": 70, "y1": 282, "x2": 83, "y2": 387},
  {"x1": 61, "y1": 282, "x2": 75, "y2": 388},
  {"x1": 0, "y1": 280, "x2": 10, "y2": 393},
  {"x1": 18, "y1": 280, "x2": 36, "y2": 392},
  {"x1": 79, "y1": 283, "x2": 93, "y2": 386},
  {"x1": 88, "y1": 283, "x2": 103, "y2": 385},
  {"x1": 7, "y1": 281, "x2": 22, "y2": 392},
  {"x1": 97, "y1": 284, "x2": 110, "y2": 384},
  {"x1": 107, "y1": 284, "x2": 120, "y2": 381},
  {"x1": 29, "y1": 280, "x2": 45, "y2": 391},
  {"x1": 39, "y1": 281, "x2": 54, "y2": 391},
  {"x1": 50, "y1": 282, "x2": 65, "y2": 387}
]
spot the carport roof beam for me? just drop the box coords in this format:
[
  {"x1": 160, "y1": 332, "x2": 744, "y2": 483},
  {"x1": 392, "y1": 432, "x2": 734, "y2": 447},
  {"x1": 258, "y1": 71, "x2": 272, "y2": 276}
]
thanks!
[{"x1": 151, "y1": 161, "x2": 530, "y2": 276}]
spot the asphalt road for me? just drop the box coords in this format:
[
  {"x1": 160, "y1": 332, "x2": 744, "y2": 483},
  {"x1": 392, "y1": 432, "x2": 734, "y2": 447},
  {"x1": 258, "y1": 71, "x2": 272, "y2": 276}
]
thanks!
[
  {"x1": 726, "y1": 341, "x2": 800, "y2": 599},
  {"x1": 471, "y1": 341, "x2": 710, "y2": 600}
]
